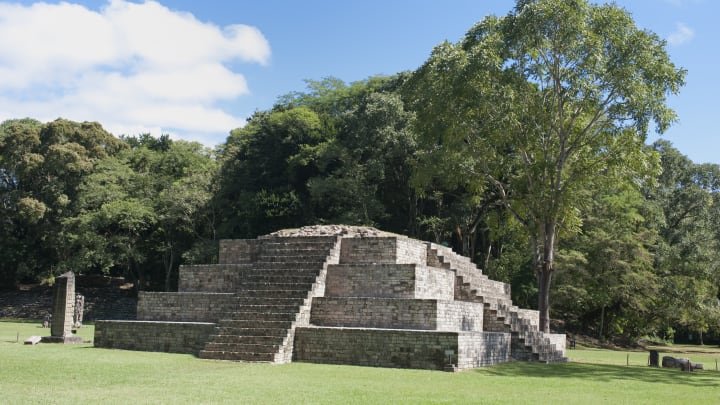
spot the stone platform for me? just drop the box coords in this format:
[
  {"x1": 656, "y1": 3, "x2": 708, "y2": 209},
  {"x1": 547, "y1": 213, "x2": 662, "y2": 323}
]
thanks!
[{"x1": 94, "y1": 225, "x2": 566, "y2": 370}]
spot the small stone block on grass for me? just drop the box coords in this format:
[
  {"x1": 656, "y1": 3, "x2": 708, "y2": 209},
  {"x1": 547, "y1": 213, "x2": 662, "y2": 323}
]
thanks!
[{"x1": 24, "y1": 336, "x2": 42, "y2": 345}]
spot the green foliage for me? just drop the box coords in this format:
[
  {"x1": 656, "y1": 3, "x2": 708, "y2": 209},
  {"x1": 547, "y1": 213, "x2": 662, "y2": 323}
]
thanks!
[
  {"x1": 554, "y1": 181, "x2": 659, "y2": 341},
  {"x1": 0, "y1": 118, "x2": 125, "y2": 287},
  {"x1": 63, "y1": 136, "x2": 218, "y2": 290},
  {"x1": 216, "y1": 75, "x2": 420, "y2": 238},
  {"x1": 405, "y1": 0, "x2": 684, "y2": 332}
]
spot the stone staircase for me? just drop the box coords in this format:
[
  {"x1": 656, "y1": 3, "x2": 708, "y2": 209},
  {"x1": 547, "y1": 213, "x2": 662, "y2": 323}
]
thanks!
[
  {"x1": 198, "y1": 236, "x2": 341, "y2": 363},
  {"x1": 427, "y1": 243, "x2": 567, "y2": 363}
]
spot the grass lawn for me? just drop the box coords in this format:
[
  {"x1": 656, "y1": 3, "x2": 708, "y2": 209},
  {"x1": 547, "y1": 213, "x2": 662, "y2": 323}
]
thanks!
[{"x1": 2, "y1": 320, "x2": 719, "y2": 404}]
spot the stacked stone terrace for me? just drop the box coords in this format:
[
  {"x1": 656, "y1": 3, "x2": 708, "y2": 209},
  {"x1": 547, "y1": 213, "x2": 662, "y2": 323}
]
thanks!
[{"x1": 94, "y1": 225, "x2": 566, "y2": 370}]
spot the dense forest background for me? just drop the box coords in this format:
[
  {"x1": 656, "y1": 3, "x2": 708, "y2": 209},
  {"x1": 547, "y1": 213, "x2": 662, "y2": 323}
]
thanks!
[{"x1": 2, "y1": 0, "x2": 717, "y2": 344}]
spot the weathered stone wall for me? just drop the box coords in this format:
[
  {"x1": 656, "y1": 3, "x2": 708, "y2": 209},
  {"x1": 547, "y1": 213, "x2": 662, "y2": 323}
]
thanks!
[
  {"x1": 137, "y1": 292, "x2": 237, "y2": 323},
  {"x1": 310, "y1": 298, "x2": 483, "y2": 331},
  {"x1": 415, "y1": 265, "x2": 455, "y2": 300},
  {"x1": 546, "y1": 333, "x2": 567, "y2": 352},
  {"x1": 395, "y1": 237, "x2": 428, "y2": 266},
  {"x1": 94, "y1": 320, "x2": 215, "y2": 354},
  {"x1": 294, "y1": 327, "x2": 459, "y2": 370},
  {"x1": 437, "y1": 301, "x2": 484, "y2": 332},
  {"x1": 483, "y1": 308, "x2": 509, "y2": 332},
  {"x1": 325, "y1": 264, "x2": 454, "y2": 300},
  {"x1": 218, "y1": 239, "x2": 256, "y2": 264},
  {"x1": 339, "y1": 237, "x2": 427, "y2": 265},
  {"x1": 457, "y1": 332, "x2": 511, "y2": 369},
  {"x1": 339, "y1": 237, "x2": 398, "y2": 264},
  {"x1": 178, "y1": 264, "x2": 249, "y2": 292},
  {"x1": 515, "y1": 309, "x2": 540, "y2": 327}
]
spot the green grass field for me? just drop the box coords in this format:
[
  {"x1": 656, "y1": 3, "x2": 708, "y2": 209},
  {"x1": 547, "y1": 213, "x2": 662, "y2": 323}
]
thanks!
[{"x1": 2, "y1": 320, "x2": 719, "y2": 404}]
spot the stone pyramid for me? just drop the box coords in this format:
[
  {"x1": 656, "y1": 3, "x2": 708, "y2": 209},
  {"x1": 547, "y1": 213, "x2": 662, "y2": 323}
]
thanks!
[{"x1": 95, "y1": 225, "x2": 566, "y2": 370}]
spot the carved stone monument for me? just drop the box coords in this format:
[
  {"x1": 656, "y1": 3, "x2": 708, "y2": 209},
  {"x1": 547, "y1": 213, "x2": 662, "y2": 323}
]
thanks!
[
  {"x1": 42, "y1": 272, "x2": 83, "y2": 343},
  {"x1": 74, "y1": 294, "x2": 84, "y2": 328}
]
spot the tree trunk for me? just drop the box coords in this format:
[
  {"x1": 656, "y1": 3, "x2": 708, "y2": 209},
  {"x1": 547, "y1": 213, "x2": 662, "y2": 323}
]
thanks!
[
  {"x1": 164, "y1": 246, "x2": 174, "y2": 292},
  {"x1": 536, "y1": 221, "x2": 556, "y2": 334},
  {"x1": 537, "y1": 267, "x2": 552, "y2": 333},
  {"x1": 483, "y1": 243, "x2": 492, "y2": 273},
  {"x1": 599, "y1": 305, "x2": 605, "y2": 339}
]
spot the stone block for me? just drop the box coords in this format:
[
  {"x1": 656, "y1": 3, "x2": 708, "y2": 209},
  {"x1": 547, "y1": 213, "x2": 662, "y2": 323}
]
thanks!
[{"x1": 24, "y1": 336, "x2": 41, "y2": 345}]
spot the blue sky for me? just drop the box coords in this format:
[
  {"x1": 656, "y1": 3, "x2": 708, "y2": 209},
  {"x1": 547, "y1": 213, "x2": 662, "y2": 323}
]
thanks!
[{"x1": 0, "y1": 0, "x2": 716, "y2": 164}]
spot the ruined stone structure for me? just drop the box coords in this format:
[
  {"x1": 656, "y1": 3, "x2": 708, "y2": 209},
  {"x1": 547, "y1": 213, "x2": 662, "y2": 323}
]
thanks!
[{"x1": 95, "y1": 226, "x2": 566, "y2": 370}]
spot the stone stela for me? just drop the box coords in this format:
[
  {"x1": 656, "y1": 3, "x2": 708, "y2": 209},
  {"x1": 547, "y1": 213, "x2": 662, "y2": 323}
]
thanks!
[
  {"x1": 42, "y1": 271, "x2": 83, "y2": 344},
  {"x1": 94, "y1": 225, "x2": 567, "y2": 371}
]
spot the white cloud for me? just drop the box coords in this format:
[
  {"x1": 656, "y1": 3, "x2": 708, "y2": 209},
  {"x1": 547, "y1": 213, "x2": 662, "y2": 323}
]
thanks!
[
  {"x1": 667, "y1": 22, "x2": 695, "y2": 46},
  {"x1": 0, "y1": 0, "x2": 270, "y2": 145}
]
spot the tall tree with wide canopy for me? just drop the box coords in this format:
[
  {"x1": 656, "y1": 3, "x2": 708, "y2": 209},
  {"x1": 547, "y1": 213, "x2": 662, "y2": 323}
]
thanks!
[{"x1": 406, "y1": 0, "x2": 685, "y2": 332}]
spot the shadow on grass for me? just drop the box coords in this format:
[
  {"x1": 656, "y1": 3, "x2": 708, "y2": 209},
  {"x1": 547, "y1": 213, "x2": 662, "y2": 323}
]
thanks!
[
  {"x1": 0, "y1": 318, "x2": 43, "y2": 324},
  {"x1": 475, "y1": 361, "x2": 718, "y2": 388}
]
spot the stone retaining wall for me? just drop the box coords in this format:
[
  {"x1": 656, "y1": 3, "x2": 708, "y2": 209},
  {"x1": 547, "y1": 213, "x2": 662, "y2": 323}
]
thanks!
[
  {"x1": 339, "y1": 237, "x2": 427, "y2": 266},
  {"x1": 0, "y1": 287, "x2": 136, "y2": 321},
  {"x1": 515, "y1": 309, "x2": 540, "y2": 326},
  {"x1": 179, "y1": 264, "x2": 249, "y2": 292},
  {"x1": 94, "y1": 320, "x2": 215, "y2": 354},
  {"x1": 294, "y1": 327, "x2": 459, "y2": 370},
  {"x1": 310, "y1": 298, "x2": 483, "y2": 331},
  {"x1": 137, "y1": 292, "x2": 237, "y2": 322},
  {"x1": 294, "y1": 327, "x2": 510, "y2": 371},
  {"x1": 546, "y1": 333, "x2": 567, "y2": 352},
  {"x1": 457, "y1": 332, "x2": 511, "y2": 368},
  {"x1": 325, "y1": 264, "x2": 454, "y2": 300}
]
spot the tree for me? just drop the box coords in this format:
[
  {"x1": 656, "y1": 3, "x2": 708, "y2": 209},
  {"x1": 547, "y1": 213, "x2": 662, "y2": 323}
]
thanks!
[
  {"x1": 151, "y1": 141, "x2": 218, "y2": 291},
  {"x1": 0, "y1": 118, "x2": 125, "y2": 287},
  {"x1": 216, "y1": 75, "x2": 420, "y2": 238},
  {"x1": 406, "y1": 0, "x2": 685, "y2": 332},
  {"x1": 63, "y1": 155, "x2": 156, "y2": 284},
  {"x1": 646, "y1": 140, "x2": 720, "y2": 343},
  {"x1": 217, "y1": 107, "x2": 328, "y2": 238},
  {"x1": 306, "y1": 91, "x2": 418, "y2": 232},
  {"x1": 554, "y1": 181, "x2": 659, "y2": 341},
  {"x1": 65, "y1": 136, "x2": 218, "y2": 291}
]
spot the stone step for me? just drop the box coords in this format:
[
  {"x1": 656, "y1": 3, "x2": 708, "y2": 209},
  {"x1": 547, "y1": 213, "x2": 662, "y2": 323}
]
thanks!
[
  {"x1": 257, "y1": 247, "x2": 333, "y2": 256},
  {"x1": 204, "y1": 342, "x2": 279, "y2": 354},
  {"x1": 257, "y1": 240, "x2": 337, "y2": 248},
  {"x1": 244, "y1": 263, "x2": 326, "y2": 271},
  {"x1": 517, "y1": 338, "x2": 550, "y2": 347},
  {"x1": 257, "y1": 235, "x2": 338, "y2": 243},
  {"x1": 510, "y1": 324, "x2": 535, "y2": 334},
  {"x1": 226, "y1": 303, "x2": 303, "y2": 313},
  {"x1": 539, "y1": 354, "x2": 569, "y2": 363},
  {"x1": 218, "y1": 319, "x2": 293, "y2": 329},
  {"x1": 225, "y1": 311, "x2": 299, "y2": 322},
  {"x1": 252, "y1": 257, "x2": 328, "y2": 264},
  {"x1": 238, "y1": 282, "x2": 315, "y2": 291},
  {"x1": 208, "y1": 334, "x2": 285, "y2": 345},
  {"x1": 236, "y1": 289, "x2": 310, "y2": 299},
  {"x1": 234, "y1": 297, "x2": 306, "y2": 306},
  {"x1": 239, "y1": 274, "x2": 319, "y2": 283},
  {"x1": 215, "y1": 326, "x2": 289, "y2": 337},
  {"x1": 198, "y1": 350, "x2": 275, "y2": 362}
]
